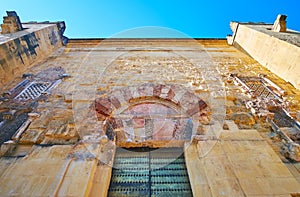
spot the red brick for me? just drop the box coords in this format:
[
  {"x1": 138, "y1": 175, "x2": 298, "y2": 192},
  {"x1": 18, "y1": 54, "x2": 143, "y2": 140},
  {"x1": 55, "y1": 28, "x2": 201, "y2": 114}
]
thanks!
[
  {"x1": 109, "y1": 96, "x2": 121, "y2": 109},
  {"x1": 95, "y1": 98, "x2": 113, "y2": 115},
  {"x1": 137, "y1": 84, "x2": 154, "y2": 97},
  {"x1": 186, "y1": 100, "x2": 208, "y2": 116},
  {"x1": 121, "y1": 87, "x2": 133, "y2": 101},
  {"x1": 167, "y1": 88, "x2": 175, "y2": 100},
  {"x1": 153, "y1": 84, "x2": 163, "y2": 97}
]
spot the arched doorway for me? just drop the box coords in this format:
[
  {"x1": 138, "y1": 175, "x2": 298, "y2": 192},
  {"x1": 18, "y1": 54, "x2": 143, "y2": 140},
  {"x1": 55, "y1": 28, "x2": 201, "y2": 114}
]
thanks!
[
  {"x1": 92, "y1": 83, "x2": 211, "y2": 196},
  {"x1": 94, "y1": 83, "x2": 210, "y2": 148}
]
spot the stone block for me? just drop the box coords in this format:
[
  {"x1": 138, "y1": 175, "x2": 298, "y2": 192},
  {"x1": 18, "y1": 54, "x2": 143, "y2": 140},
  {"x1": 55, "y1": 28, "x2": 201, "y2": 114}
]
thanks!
[
  {"x1": 186, "y1": 100, "x2": 208, "y2": 116},
  {"x1": 108, "y1": 96, "x2": 121, "y2": 109},
  {"x1": 152, "y1": 119, "x2": 176, "y2": 140},
  {"x1": 196, "y1": 140, "x2": 223, "y2": 158},
  {"x1": 0, "y1": 145, "x2": 72, "y2": 196},
  {"x1": 293, "y1": 163, "x2": 300, "y2": 174},
  {"x1": 19, "y1": 129, "x2": 45, "y2": 144},
  {"x1": 137, "y1": 84, "x2": 154, "y2": 97},
  {"x1": 121, "y1": 87, "x2": 133, "y2": 101},
  {"x1": 1, "y1": 13, "x2": 23, "y2": 34},
  {"x1": 57, "y1": 159, "x2": 97, "y2": 196},
  {"x1": 267, "y1": 163, "x2": 294, "y2": 178},
  {"x1": 229, "y1": 112, "x2": 256, "y2": 129},
  {"x1": 203, "y1": 156, "x2": 236, "y2": 180},
  {"x1": 272, "y1": 14, "x2": 287, "y2": 32},
  {"x1": 184, "y1": 143, "x2": 212, "y2": 196},
  {"x1": 153, "y1": 84, "x2": 163, "y2": 97},
  {"x1": 43, "y1": 120, "x2": 79, "y2": 144},
  {"x1": 238, "y1": 178, "x2": 265, "y2": 196},
  {"x1": 94, "y1": 98, "x2": 113, "y2": 116},
  {"x1": 171, "y1": 87, "x2": 186, "y2": 104},
  {"x1": 192, "y1": 184, "x2": 213, "y2": 197},
  {"x1": 209, "y1": 178, "x2": 244, "y2": 197},
  {"x1": 0, "y1": 140, "x2": 16, "y2": 156},
  {"x1": 160, "y1": 85, "x2": 172, "y2": 99},
  {"x1": 179, "y1": 91, "x2": 201, "y2": 109},
  {"x1": 220, "y1": 129, "x2": 263, "y2": 141},
  {"x1": 88, "y1": 165, "x2": 113, "y2": 197},
  {"x1": 256, "y1": 177, "x2": 300, "y2": 195},
  {"x1": 224, "y1": 120, "x2": 239, "y2": 132}
]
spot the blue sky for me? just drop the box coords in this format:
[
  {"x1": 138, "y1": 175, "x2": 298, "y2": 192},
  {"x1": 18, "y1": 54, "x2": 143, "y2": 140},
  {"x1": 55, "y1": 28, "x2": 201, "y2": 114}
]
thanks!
[{"x1": 0, "y1": 0, "x2": 299, "y2": 38}]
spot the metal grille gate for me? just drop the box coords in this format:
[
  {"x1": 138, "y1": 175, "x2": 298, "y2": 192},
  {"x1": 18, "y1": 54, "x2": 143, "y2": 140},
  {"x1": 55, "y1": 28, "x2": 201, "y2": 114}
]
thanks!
[
  {"x1": 108, "y1": 147, "x2": 192, "y2": 197},
  {"x1": 15, "y1": 82, "x2": 51, "y2": 101},
  {"x1": 240, "y1": 77, "x2": 280, "y2": 100}
]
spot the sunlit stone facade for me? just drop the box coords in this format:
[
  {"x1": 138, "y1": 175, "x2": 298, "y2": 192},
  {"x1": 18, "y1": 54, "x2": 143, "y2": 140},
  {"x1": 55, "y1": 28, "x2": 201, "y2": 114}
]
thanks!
[{"x1": 0, "y1": 12, "x2": 300, "y2": 196}]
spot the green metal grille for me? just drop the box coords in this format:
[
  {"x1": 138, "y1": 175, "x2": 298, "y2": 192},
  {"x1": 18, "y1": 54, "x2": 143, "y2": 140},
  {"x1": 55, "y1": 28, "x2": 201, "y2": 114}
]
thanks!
[{"x1": 108, "y1": 148, "x2": 193, "y2": 197}]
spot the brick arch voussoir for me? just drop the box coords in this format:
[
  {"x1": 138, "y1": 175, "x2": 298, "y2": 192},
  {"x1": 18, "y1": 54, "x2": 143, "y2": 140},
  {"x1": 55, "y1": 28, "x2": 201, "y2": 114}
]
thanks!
[
  {"x1": 93, "y1": 83, "x2": 210, "y2": 141},
  {"x1": 94, "y1": 83, "x2": 209, "y2": 120}
]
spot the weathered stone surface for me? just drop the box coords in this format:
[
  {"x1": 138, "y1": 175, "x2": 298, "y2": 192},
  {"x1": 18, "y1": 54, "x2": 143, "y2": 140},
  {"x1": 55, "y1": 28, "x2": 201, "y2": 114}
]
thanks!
[
  {"x1": 0, "y1": 145, "x2": 73, "y2": 196},
  {"x1": 95, "y1": 97, "x2": 114, "y2": 116},
  {"x1": 19, "y1": 129, "x2": 45, "y2": 144},
  {"x1": 0, "y1": 20, "x2": 299, "y2": 196},
  {"x1": 1, "y1": 11, "x2": 23, "y2": 34},
  {"x1": 43, "y1": 122, "x2": 79, "y2": 144},
  {"x1": 137, "y1": 83, "x2": 154, "y2": 97},
  {"x1": 186, "y1": 100, "x2": 208, "y2": 116},
  {"x1": 153, "y1": 84, "x2": 163, "y2": 97},
  {"x1": 228, "y1": 20, "x2": 300, "y2": 89},
  {"x1": 57, "y1": 159, "x2": 97, "y2": 197},
  {"x1": 108, "y1": 96, "x2": 121, "y2": 109},
  {"x1": 88, "y1": 164, "x2": 113, "y2": 197},
  {"x1": 220, "y1": 129, "x2": 263, "y2": 141},
  {"x1": 229, "y1": 112, "x2": 256, "y2": 129},
  {"x1": 272, "y1": 14, "x2": 287, "y2": 32},
  {"x1": 186, "y1": 130, "x2": 300, "y2": 197},
  {"x1": 180, "y1": 91, "x2": 201, "y2": 110},
  {"x1": 0, "y1": 22, "x2": 66, "y2": 86},
  {"x1": 224, "y1": 120, "x2": 240, "y2": 131},
  {"x1": 0, "y1": 140, "x2": 16, "y2": 156}
]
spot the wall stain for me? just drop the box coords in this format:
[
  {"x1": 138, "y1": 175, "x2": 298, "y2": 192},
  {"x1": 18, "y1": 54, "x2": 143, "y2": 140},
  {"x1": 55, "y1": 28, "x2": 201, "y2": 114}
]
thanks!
[
  {"x1": 49, "y1": 30, "x2": 59, "y2": 46},
  {"x1": 1, "y1": 33, "x2": 40, "y2": 66},
  {"x1": 22, "y1": 33, "x2": 39, "y2": 56},
  {"x1": 0, "y1": 24, "x2": 66, "y2": 85}
]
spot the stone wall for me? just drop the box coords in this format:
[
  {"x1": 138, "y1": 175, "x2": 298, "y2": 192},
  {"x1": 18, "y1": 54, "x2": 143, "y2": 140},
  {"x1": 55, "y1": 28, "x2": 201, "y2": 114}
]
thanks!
[
  {"x1": 0, "y1": 22, "x2": 66, "y2": 86},
  {"x1": 228, "y1": 22, "x2": 300, "y2": 89},
  {"x1": 1, "y1": 11, "x2": 23, "y2": 34},
  {"x1": 1, "y1": 37, "x2": 300, "y2": 196}
]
